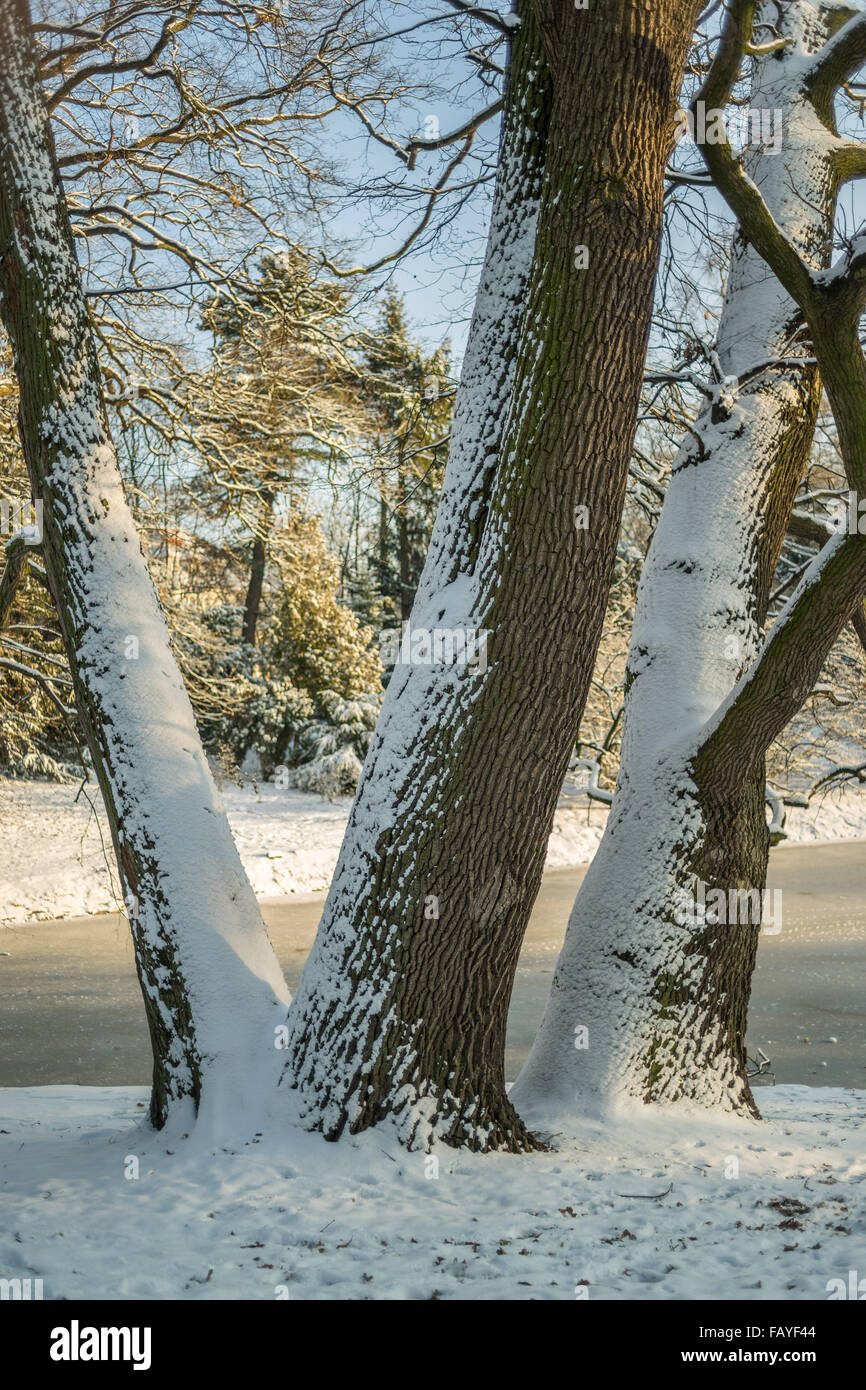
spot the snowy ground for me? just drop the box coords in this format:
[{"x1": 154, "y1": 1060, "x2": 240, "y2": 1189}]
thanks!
[
  {"x1": 0, "y1": 775, "x2": 610, "y2": 925},
  {"x1": 2, "y1": 774, "x2": 865, "y2": 926},
  {"x1": 0, "y1": 1083, "x2": 861, "y2": 1300}
]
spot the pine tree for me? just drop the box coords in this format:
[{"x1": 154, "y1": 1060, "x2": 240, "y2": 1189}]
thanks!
[
  {"x1": 194, "y1": 251, "x2": 367, "y2": 647},
  {"x1": 361, "y1": 289, "x2": 453, "y2": 623}
]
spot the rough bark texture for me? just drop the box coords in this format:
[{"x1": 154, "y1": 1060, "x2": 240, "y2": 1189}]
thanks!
[
  {"x1": 0, "y1": 534, "x2": 29, "y2": 628},
  {"x1": 284, "y1": 0, "x2": 702, "y2": 1150},
  {"x1": 0, "y1": 0, "x2": 289, "y2": 1135},
  {"x1": 242, "y1": 537, "x2": 266, "y2": 646},
  {"x1": 242, "y1": 494, "x2": 272, "y2": 647},
  {"x1": 515, "y1": 0, "x2": 860, "y2": 1121}
]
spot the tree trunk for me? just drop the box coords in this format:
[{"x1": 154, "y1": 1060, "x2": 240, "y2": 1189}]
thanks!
[
  {"x1": 0, "y1": 534, "x2": 29, "y2": 628},
  {"x1": 378, "y1": 488, "x2": 389, "y2": 608},
  {"x1": 242, "y1": 492, "x2": 272, "y2": 647},
  {"x1": 0, "y1": 0, "x2": 289, "y2": 1136},
  {"x1": 514, "y1": 0, "x2": 850, "y2": 1121},
  {"x1": 284, "y1": 0, "x2": 702, "y2": 1150},
  {"x1": 397, "y1": 468, "x2": 411, "y2": 622}
]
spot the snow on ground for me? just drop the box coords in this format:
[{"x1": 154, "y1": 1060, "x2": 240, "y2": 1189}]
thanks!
[
  {"x1": 779, "y1": 791, "x2": 866, "y2": 846},
  {"x1": 3, "y1": 774, "x2": 866, "y2": 926},
  {"x1": 0, "y1": 777, "x2": 347, "y2": 924},
  {"x1": 0, "y1": 775, "x2": 610, "y2": 925},
  {"x1": 0, "y1": 1083, "x2": 862, "y2": 1300}
]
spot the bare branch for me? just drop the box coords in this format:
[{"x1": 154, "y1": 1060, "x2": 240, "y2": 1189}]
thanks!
[
  {"x1": 693, "y1": 0, "x2": 816, "y2": 314},
  {"x1": 696, "y1": 529, "x2": 866, "y2": 790},
  {"x1": 407, "y1": 98, "x2": 503, "y2": 169},
  {"x1": 440, "y1": 0, "x2": 518, "y2": 38}
]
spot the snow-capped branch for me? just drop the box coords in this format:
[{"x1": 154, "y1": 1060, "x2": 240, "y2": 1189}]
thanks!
[
  {"x1": 810, "y1": 759, "x2": 866, "y2": 792},
  {"x1": 696, "y1": 529, "x2": 866, "y2": 792},
  {"x1": 744, "y1": 37, "x2": 792, "y2": 57},
  {"x1": 786, "y1": 509, "x2": 866, "y2": 659},
  {"x1": 773, "y1": 758, "x2": 866, "y2": 807},
  {"x1": 830, "y1": 136, "x2": 866, "y2": 181},
  {"x1": 699, "y1": 1, "x2": 866, "y2": 324},
  {"x1": 787, "y1": 507, "x2": 836, "y2": 547},
  {"x1": 804, "y1": 7, "x2": 866, "y2": 106},
  {"x1": 693, "y1": 1, "x2": 817, "y2": 314},
  {"x1": 441, "y1": 1, "x2": 519, "y2": 37},
  {"x1": 764, "y1": 784, "x2": 786, "y2": 840},
  {"x1": 644, "y1": 366, "x2": 712, "y2": 394},
  {"x1": 568, "y1": 757, "x2": 613, "y2": 805},
  {"x1": 0, "y1": 658, "x2": 75, "y2": 721}
]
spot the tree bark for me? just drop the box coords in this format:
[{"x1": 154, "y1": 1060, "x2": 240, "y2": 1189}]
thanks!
[
  {"x1": 284, "y1": 0, "x2": 702, "y2": 1150},
  {"x1": 0, "y1": 0, "x2": 289, "y2": 1136},
  {"x1": 0, "y1": 534, "x2": 29, "y2": 628},
  {"x1": 515, "y1": 0, "x2": 865, "y2": 1121},
  {"x1": 378, "y1": 488, "x2": 388, "y2": 608},
  {"x1": 242, "y1": 492, "x2": 272, "y2": 647},
  {"x1": 397, "y1": 468, "x2": 411, "y2": 622}
]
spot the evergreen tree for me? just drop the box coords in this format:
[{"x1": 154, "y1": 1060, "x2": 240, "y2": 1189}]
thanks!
[
  {"x1": 194, "y1": 250, "x2": 367, "y2": 646},
  {"x1": 362, "y1": 289, "x2": 453, "y2": 624}
]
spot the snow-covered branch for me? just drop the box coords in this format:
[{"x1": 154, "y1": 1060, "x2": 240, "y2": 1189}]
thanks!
[
  {"x1": 804, "y1": 8, "x2": 866, "y2": 105},
  {"x1": 0, "y1": 657, "x2": 74, "y2": 721},
  {"x1": 693, "y1": 1, "x2": 818, "y2": 313},
  {"x1": 441, "y1": 0, "x2": 519, "y2": 38},
  {"x1": 568, "y1": 757, "x2": 613, "y2": 805},
  {"x1": 696, "y1": 528, "x2": 866, "y2": 790}
]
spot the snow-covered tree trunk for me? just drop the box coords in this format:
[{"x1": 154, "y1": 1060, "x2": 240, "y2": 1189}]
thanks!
[
  {"x1": 515, "y1": 0, "x2": 866, "y2": 1122},
  {"x1": 0, "y1": 0, "x2": 289, "y2": 1135},
  {"x1": 284, "y1": 0, "x2": 703, "y2": 1150}
]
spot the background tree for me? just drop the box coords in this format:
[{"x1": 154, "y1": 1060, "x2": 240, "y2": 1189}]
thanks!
[
  {"x1": 361, "y1": 288, "x2": 453, "y2": 624},
  {"x1": 190, "y1": 251, "x2": 369, "y2": 648},
  {"x1": 0, "y1": 340, "x2": 76, "y2": 776}
]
